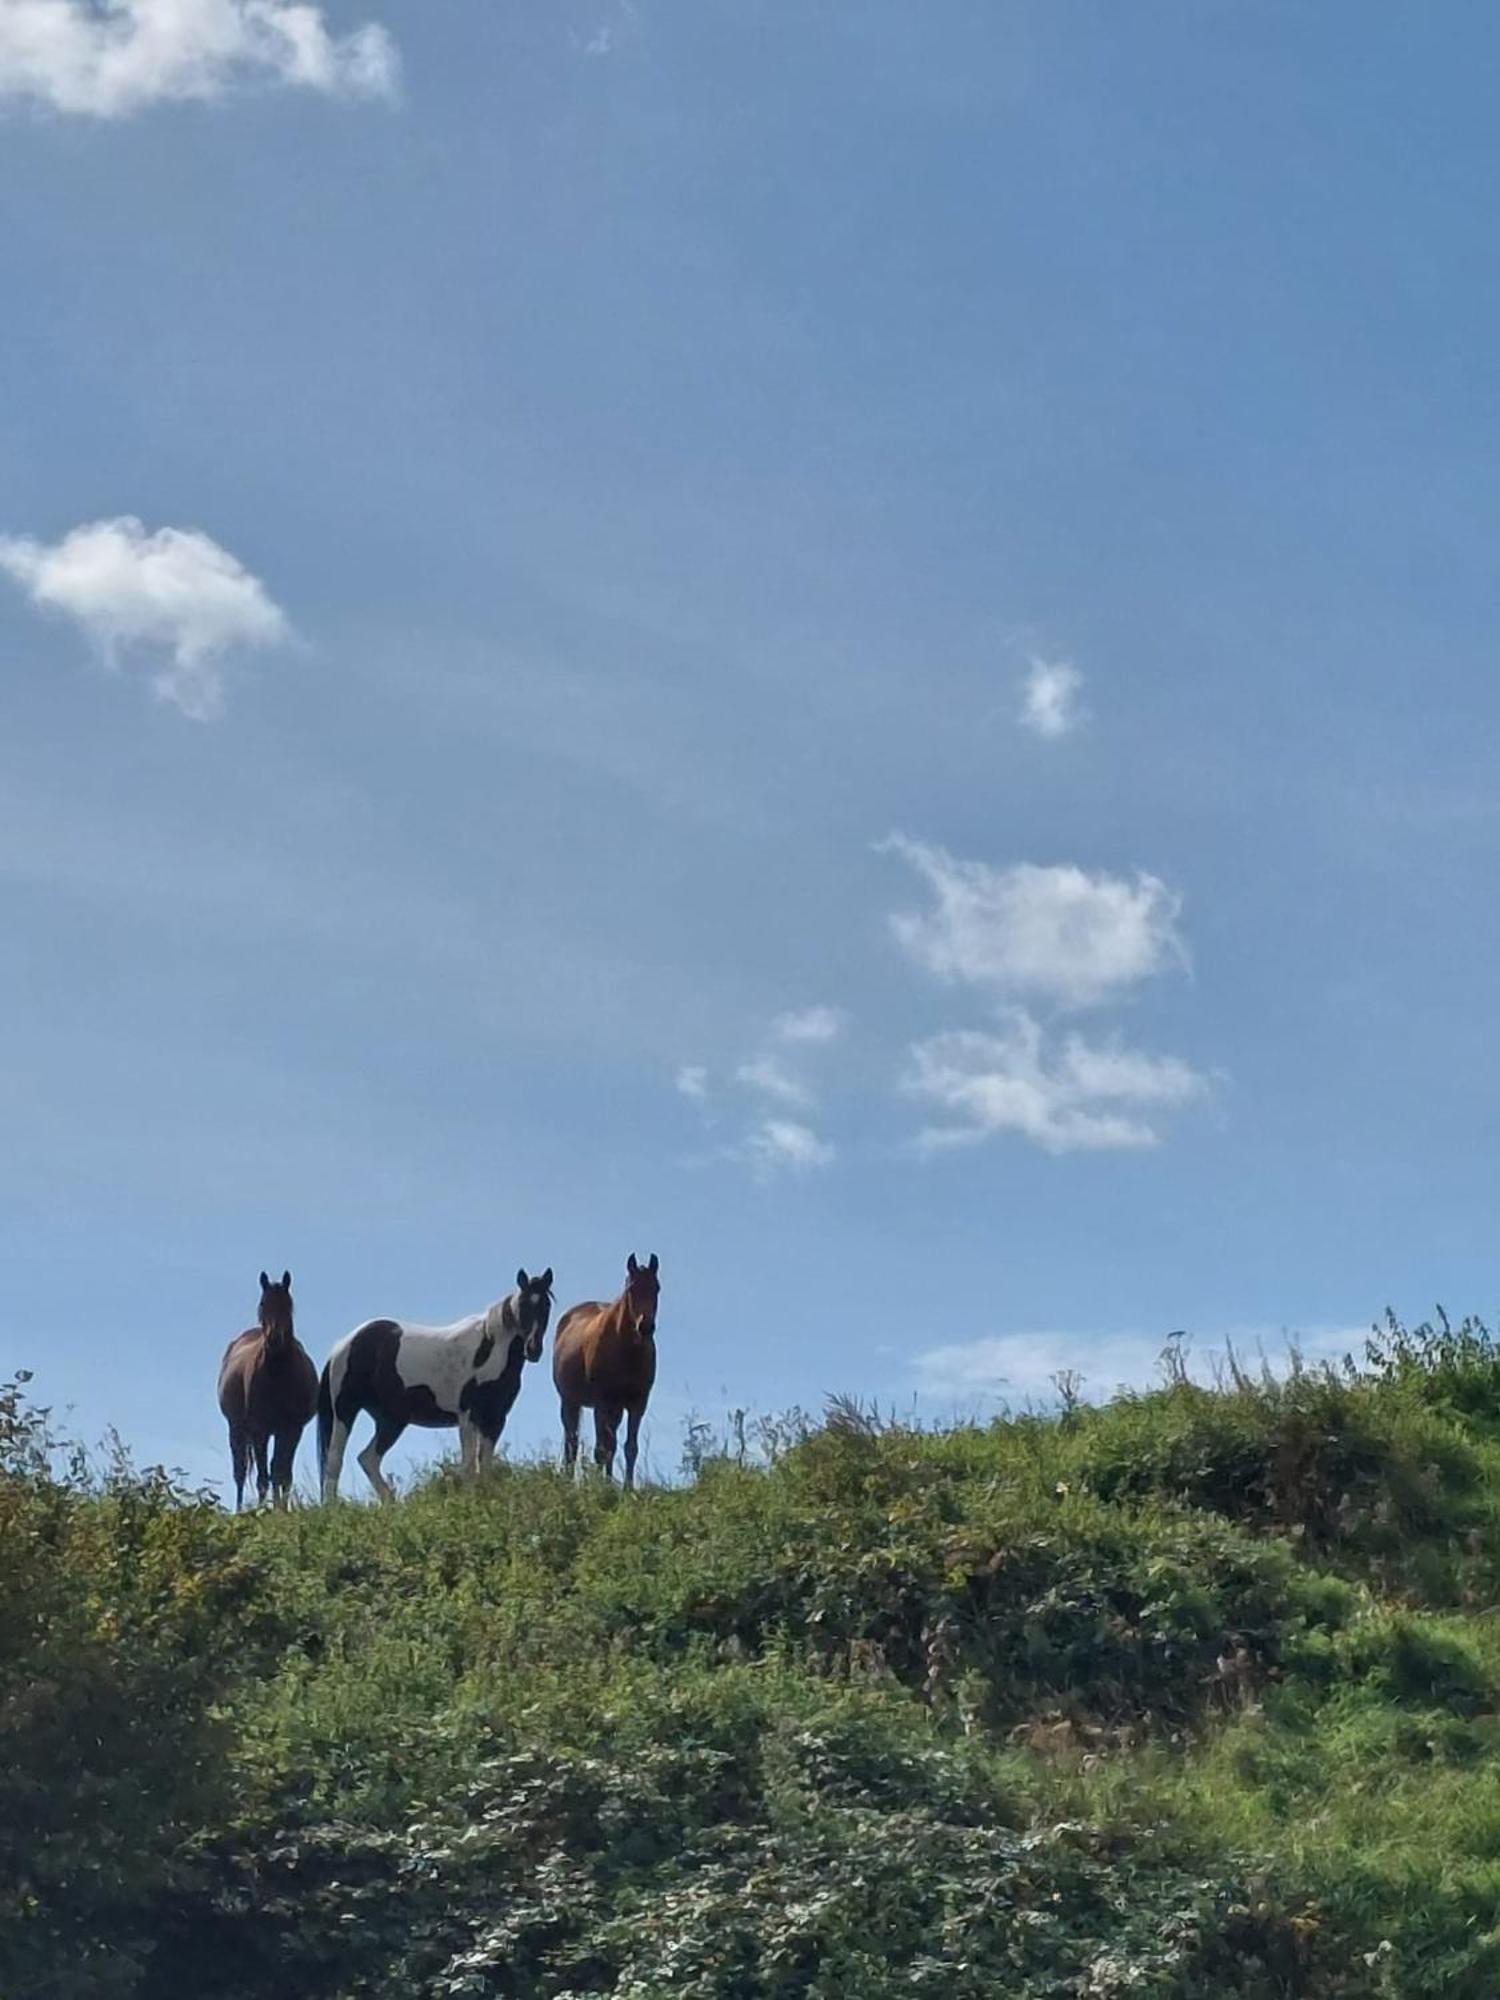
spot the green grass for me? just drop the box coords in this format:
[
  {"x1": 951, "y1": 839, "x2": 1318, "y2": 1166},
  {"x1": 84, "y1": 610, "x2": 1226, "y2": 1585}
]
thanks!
[{"x1": 7, "y1": 1317, "x2": 1500, "y2": 1995}]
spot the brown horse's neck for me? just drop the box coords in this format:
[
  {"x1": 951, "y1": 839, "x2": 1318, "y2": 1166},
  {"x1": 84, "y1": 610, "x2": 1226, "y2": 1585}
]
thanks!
[{"x1": 609, "y1": 1293, "x2": 650, "y2": 1344}]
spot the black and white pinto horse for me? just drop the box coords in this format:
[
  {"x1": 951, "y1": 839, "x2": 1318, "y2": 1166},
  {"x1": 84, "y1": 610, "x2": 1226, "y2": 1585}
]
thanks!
[{"x1": 318, "y1": 1269, "x2": 554, "y2": 1502}]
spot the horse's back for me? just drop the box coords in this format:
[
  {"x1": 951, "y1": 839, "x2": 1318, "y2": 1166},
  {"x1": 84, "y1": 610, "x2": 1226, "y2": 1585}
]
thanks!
[
  {"x1": 323, "y1": 1317, "x2": 399, "y2": 1401},
  {"x1": 323, "y1": 1315, "x2": 405, "y2": 1389},
  {"x1": 555, "y1": 1300, "x2": 606, "y2": 1344},
  {"x1": 326, "y1": 1310, "x2": 496, "y2": 1430}
]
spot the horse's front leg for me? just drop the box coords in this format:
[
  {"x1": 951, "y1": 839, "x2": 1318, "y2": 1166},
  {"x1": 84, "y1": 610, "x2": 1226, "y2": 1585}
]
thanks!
[
  {"x1": 560, "y1": 1399, "x2": 581, "y2": 1475},
  {"x1": 270, "y1": 1428, "x2": 299, "y2": 1508},
  {"x1": 593, "y1": 1404, "x2": 621, "y2": 1480},
  {"x1": 228, "y1": 1424, "x2": 250, "y2": 1512},
  {"x1": 622, "y1": 1402, "x2": 646, "y2": 1491},
  {"x1": 475, "y1": 1428, "x2": 498, "y2": 1476},
  {"x1": 251, "y1": 1431, "x2": 271, "y2": 1507}
]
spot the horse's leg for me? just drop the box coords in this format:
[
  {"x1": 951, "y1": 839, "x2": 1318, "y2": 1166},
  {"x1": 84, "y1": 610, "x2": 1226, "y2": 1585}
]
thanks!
[
  {"x1": 357, "y1": 1414, "x2": 404, "y2": 1502},
  {"x1": 560, "y1": 1399, "x2": 581, "y2": 1476},
  {"x1": 270, "y1": 1427, "x2": 299, "y2": 1508},
  {"x1": 457, "y1": 1415, "x2": 480, "y2": 1480},
  {"x1": 229, "y1": 1424, "x2": 249, "y2": 1513},
  {"x1": 321, "y1": 1414, "x2": 351, "y2": 1503},
  {"x1": 593, "y1": 1404, "x2": 621, "y2": 1480},
  {"x1": 251, "y1": 1430, "x2": 271, "y2": 1508},
  {"x1": 622, "y1": 1402, "x2": 646, "y2": 1491},
  {"x1": 475, "y1": 1429, "x2": 497, "y2": 1476}
]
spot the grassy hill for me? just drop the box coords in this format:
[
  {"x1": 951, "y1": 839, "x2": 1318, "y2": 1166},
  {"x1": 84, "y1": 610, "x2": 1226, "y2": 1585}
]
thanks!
[{"x1": 8, "y1": 1316, "x2": 1500, "y2": 1997}]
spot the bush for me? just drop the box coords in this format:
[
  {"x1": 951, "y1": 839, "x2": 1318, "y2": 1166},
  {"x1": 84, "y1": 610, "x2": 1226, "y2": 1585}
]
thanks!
[
  {"x1": 1062, "y1": 1361, "x2": 1492, "y2": 1599},
  {"x1": 0, "y1": 1381, "x2": 252, "y2": 1998},
  {"x1": 10, "y1": 1325, "x2": 1500, "y2": 1996},
  {"x1": 152, "y1": 1674, "x2": 1362, "y2": 1999}
]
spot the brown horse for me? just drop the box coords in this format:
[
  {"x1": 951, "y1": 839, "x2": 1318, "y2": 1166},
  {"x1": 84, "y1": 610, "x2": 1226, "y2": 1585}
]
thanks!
[
  {"x1": 217, "y1": 1271, "x2": 319, "y2": 1510},
  {"x1": 553, "y1": 1252, "x2": 659, "y2": 1487}
]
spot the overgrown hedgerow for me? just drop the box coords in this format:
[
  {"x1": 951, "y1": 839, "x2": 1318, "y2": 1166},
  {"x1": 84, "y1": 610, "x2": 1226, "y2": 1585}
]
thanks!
[{"x1": 6, "y1": 1315, "x2": 1500, "y2": 1996}]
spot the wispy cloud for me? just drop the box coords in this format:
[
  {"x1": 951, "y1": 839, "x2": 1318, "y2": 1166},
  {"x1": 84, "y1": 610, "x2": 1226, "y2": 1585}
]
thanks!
[
  {"x1": 774, "y1": 1004, "x2": 846, "y2": 1045},
  {"x1": 882, "y1": 834, "x2": 1187, "y2": 1011},
  {"x1": 0, "y1": 516, "x2": 288, "y2": 719},
  {"x1": 906, "y1": 1011, "x2": 1207, "y2": 1154},
  {"x1": 736, "y1": 1053, "x2": 812, "y2": 1107},
  {"x1": 0, "y1": 0, "x2": 399, "y2": 116},
  {"x1": 1019, "y1": 657, "x2": 1086, "y2": 739},
  {"x1": 676, "y1": 1002, "x2": 846, "y2": 1175},
  {"x1": 743, "y1": 1118, "x2": 835, "y2": 1179},
  {"x1": 914, "y1": 1323, "x2": 1369, "y2": 1403}
]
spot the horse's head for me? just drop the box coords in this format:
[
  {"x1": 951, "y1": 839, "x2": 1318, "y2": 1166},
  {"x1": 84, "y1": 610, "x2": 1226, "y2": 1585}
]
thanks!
[
  {"x1": 624, "y1": 1252, "x2": 660, "y2": 1339},
  {"x1": 258, "y1": 1269, "x2": 294, "y2": 1354},
  {"x1": 514, "y1": 1267, "x2": 554, "y2": 1362}
]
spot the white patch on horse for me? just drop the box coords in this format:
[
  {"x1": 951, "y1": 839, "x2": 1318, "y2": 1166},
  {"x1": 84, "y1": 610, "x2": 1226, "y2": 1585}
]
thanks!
[{"x1": 388, "y1": 1301, "x2": 517, "y2": 1415}]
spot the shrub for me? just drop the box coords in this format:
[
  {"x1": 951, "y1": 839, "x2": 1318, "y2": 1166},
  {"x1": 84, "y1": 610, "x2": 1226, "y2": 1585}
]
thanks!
[
  {"x1": 10, "y1": 1330, "x2": 1500, "y2": 1996},
  {"x1": 0, "y1": 1382, "x2": 252, "y2": 1998},
  {"x1": 1063, "y1": 1362, "x2": 1490, "y2": 1598}
]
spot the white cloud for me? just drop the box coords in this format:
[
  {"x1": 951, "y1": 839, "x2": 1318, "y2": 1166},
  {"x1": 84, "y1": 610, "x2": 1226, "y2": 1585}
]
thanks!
[
  {"x1": 678, "y1": 1003, "x2": 848, "y2": 1168},
  {"x1": 0, "y1": 516, "x2": 288, "y2": 719},
  {"x1": 1019, "y1": 657, "x2": 1086, "y2": 739},
  {"x1": 0, "y1": 0, "x2": 399, "y2": 117},
  {"x1": 736, "y1": 1053, "x2": 812, "y2": 1107},
  {"x1": 905, "y1": 1010, "x2": 1207, "y2": 1154},
  {"x1": 774, "y1": 1004, "x2": 846, "y2": 1045},
  {"x1": 914, "y1": 1323, "x2": 1369, "y2": 1403},
  {"x1": 743, "y1": 1118, "x2": 834, "y2": 1178},
  {"x1": 883, "y1": 834, "x2": 1187, "y2": 1010}
]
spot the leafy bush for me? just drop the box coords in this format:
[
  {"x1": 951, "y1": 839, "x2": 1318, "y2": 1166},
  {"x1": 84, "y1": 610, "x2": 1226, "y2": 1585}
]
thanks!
[
  {"x1": 153, "y1": 1676, "x2": 1361, "y2": 1999},
  {"x1": 1059, "y1": 1360, "x2": 1494, "y2": 1601},
  {"x1": 0, "y1": 1380, "x2": 254, "y2": 1998},
  {"x1": 11, "y1": 1323, "x2": 1500, "y2": 1996}
]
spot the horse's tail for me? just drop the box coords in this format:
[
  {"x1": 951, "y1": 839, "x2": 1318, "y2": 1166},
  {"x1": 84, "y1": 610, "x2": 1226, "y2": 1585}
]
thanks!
[{"x1": 316, "y1": 1362, "x2": 334, "y2": 1485}]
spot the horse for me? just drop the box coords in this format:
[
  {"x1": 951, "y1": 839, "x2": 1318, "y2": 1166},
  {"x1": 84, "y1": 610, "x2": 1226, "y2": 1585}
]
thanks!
[
  {"x1": 317, "y1": 1269, "x2": 554, "y2": 1503},
  {"x1": 552, "y1": 1252, "x2": 660, "y2": 1488},
  {"x1": 216, "y1": 1270, "x2": 320, "y2": 1511}
]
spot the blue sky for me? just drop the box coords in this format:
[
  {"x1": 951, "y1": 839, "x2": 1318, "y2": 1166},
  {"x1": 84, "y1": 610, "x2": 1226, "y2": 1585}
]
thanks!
[{"x1": 3, "y1": 1, "x2": 1498, "y2": 1493}]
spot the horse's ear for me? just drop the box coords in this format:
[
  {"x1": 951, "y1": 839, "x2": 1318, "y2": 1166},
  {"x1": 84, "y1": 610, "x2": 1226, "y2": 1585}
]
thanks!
[
  {"x1": 627, "y1": 1253, "x2": 638, "y2": 1275},
  {"x1": 517, "y1": 1268, "x2": 529, "y2": 1290},
  {"x1": 540, "y1": 1268, "x2": 553, "y2": 1289},
  {"x1": 281, "y1": 1270, "x2": 292, "y2": 1291},
  {"x1": 259, "y1": 1270, "x2": 270, "y2": 1291},
  {"x1": 648, "y1": 1252, "x2": 658, "y2": 1276}
]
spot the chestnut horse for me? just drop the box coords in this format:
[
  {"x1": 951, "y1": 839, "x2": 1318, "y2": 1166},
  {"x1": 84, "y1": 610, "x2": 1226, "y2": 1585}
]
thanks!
[
  {"x1": 553, "y1": 1252, "x2": 659, "y2": 1487},
  {"x1": 217, "y1": 1271, "x2": 320, "y2": 1511}
]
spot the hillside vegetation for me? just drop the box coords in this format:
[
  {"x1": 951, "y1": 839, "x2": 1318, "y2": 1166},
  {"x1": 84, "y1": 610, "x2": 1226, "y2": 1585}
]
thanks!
[{"x1": 9, "y1": 1317, "x2": 1500, "y2": 1997}]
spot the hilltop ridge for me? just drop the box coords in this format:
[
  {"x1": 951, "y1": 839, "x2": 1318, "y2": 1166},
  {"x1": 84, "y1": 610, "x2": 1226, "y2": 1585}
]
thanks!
[{"x1": 6, "y1": 1315, "x2": 1500, "y2": 1996}]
